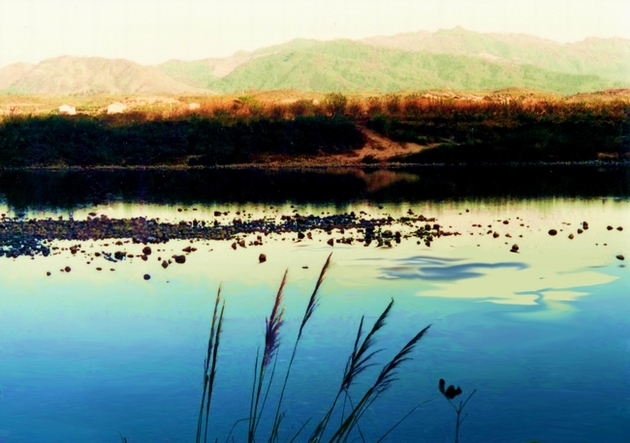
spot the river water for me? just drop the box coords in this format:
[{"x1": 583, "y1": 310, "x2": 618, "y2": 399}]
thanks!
[{"x1": 0, "y1": 167, "x2": 628, "y2": 443}]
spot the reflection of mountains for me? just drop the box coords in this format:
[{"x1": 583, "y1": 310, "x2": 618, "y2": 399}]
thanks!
[
  {"x1": 327, "y1": 168, "x2": 419, "y2": 193},
  {"x1": 0, "y1": 166, "x2": 628, "y2": 210}
]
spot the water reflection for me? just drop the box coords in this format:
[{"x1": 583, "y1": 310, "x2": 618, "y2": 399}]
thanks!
[
  {"x1": 345, "y1": 168, "x2": 419, "y2": 192},
  {"x1": 0, "y1": 166, "x2": 628, "y2": 213},
  {"x1": 382, "y1": 256, "x2": 527, "y2": 280},
  {"x1": 0, "y1": 187, "x2": 628, "y2": 442}
]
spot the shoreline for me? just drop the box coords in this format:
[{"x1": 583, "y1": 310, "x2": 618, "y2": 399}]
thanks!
[
  {"x1": 0, "y1": 211, "x2": 445, "y2": 259},
  {"x1": 1, "y1": 159, "x2": 629, "y2": 172}
]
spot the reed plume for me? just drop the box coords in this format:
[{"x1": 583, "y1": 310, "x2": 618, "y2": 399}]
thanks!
[
  {"x1": 329, "y1": 322, "x2": 432, "y2": 443},
  {"x1": 249, "y1": 270, "x2": 288, "y2": 443},
  {"x1": 341, "y1": 298, "x2": 394, "y2": 392},
  {"x1": 188, "y1": 258, "x2": 434, "y2": 443},
  {"x1": 196, "y1": 286, "x2": 226, "y2": 443},
  {"x1": 374, "y1": 324, "x2": 431, "y2": 394},
  {"x1": 264, "y1": 270, "x2": 286, "y2": 368},
  {"x1": 308, "y1": 298, "x2": 396, "y2": 442},
  {"x1": 298, "y1": 252, "x2": 332, "y2": 340},
  {"x1": 270, "y1": 253, "x2": 333, "y2": 442}
]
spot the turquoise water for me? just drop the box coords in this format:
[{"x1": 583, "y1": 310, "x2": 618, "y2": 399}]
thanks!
[{"x1": 0, "y1": 197, "x2": 628, "y2": 442}]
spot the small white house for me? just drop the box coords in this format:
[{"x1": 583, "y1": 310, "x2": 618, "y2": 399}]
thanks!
[
  {"x1": 188, "y1": 102, "x2": 201, "y2": 110},
  {"x1": 107, "y1": 102, "x2": 127, "y2": 114},
  {"x1": 59, "y1": 104, "x2": 76, "y2": 115}
]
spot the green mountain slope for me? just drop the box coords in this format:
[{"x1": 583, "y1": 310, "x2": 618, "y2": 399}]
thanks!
[
  {"x1": 361, "y1": 27, "x2": 630, "y2": 82},
  {"x1": 1, "y1": 29, "x2": 627, "y2": 96},
  {"x1": 155, "y1": 38, "x2": 323, "y2": 88},
  {"x1": 200, "y1": 40, "x2": 624, "y2": 94}
]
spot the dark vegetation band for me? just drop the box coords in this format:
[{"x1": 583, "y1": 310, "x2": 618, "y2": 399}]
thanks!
[
  {"x1": 0, "y1": 93, "x2": 627, "y2": 166},
  {"x1": 0, "y1": 114, "x2": 364, "y2": 167}
]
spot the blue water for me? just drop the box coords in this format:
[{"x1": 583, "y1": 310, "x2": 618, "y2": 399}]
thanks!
[{"x1": 0, "y1": 198, "x2": 628, "y2": 443}]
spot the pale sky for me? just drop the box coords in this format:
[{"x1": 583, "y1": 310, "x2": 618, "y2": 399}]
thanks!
[{"x1": 0, "y1": 0, "x2": 628, "y2": 68}]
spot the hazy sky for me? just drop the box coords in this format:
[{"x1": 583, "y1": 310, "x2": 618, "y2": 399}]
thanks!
[{"x1": 0, "y1": 0, "x2": 628, "y2": 68}]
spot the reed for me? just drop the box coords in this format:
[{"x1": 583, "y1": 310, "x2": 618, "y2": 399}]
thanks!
[
  {"x1": 308, "y1": 299, "x2": 431, "y2": 442},
  {"x1": 194, "y1": 255, "x2": 434, "y2": 442},
  {"x1": 248, "y1": 270, "x2": 287, "y2": 443},
  {"x1": 195, "y1": 287, "x2": 226, "y2": 443},
  {"x1": 269, "y1": 252, "x2": 332, "y2": 443}
]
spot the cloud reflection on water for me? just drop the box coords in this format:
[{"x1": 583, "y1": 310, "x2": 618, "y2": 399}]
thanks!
[
  {"x1": 377, "y1": 255, "x2": 618, "y2": 307},
  {"x1": 381, "y1": 255, "x2": 527, "y2": 280}
]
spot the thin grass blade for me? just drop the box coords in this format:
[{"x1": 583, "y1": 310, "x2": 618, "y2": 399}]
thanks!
[
  {"x1": 341, "y1": 299, "x2": 394, "y2": 392},
  {"x1": 374, "y1": 324, "x2": 431, "y2": 394},
  {"x1": 298, "y1": 252, "x2": 332, "y2": 340}
]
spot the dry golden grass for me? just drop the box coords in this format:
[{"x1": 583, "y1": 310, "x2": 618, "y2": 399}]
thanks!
[{"x1": 2, "y1": 89, "x2": 628, "y2": 121}]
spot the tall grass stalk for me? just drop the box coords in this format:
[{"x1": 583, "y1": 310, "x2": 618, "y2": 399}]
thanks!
[
  {"x1": 307, "y1": 298, "x2": 431, "y2": 442},
  {"x1": 328, "y1": 323, "x2": 432, "y2": 443},
  {"x1": 196, "y1": 287, "x2": 226, "y2": 443},
  {"x1": 191, "y1": 257, "x2": 433, "y2": 442},
  {"x1": 307, "y1": 299, "x2": 393, "y2": 442},
  {"x1": 248, "y1": 271, "x2": 287, "y2": 443},
  {"x1": 268, "y1": 253, "x2": 333, "y2": 443}
]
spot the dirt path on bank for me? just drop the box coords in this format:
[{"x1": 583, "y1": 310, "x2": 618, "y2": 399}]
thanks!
[{"x1": 253, "y1": 127, "x2": 436, "y2": 167}]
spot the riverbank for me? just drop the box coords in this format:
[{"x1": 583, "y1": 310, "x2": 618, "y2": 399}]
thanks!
[{"x1": 0, "y1": 92, "x2": 627, "y2": 168}]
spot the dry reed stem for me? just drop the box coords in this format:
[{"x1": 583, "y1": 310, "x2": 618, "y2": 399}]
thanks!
[
  {"x1": 270, "y1": 254, "x2": 333, "y2": 443},
  {"x1": 196, "y1": 287, "x2": 226, "y2": 443}
]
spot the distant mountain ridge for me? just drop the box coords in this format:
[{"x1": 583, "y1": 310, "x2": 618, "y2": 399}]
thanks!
[
  {"x1": 0, "y1": 56, "x2": 207, "y2": 95},
  {"x1": 0, "y1": 28, "x2": 628, "y2": 95},
  {"x1": 185, "y1": 40, "x2": 624, "y2": 95},
  {"x1": 360, "y1": 27, "x2": 630, "y2": 82}
]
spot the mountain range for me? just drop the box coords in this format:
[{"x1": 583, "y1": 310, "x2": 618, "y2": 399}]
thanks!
[{"x1": 1, "y1": 27, "x2": 628, "y2": 95}]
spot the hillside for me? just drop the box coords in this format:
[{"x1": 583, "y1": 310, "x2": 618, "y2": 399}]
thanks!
[
  {"x1": 0, "y1": 56, "x2": 207, "y2": 95},
  {"x1": 197, "y1": 40, "x2": 623, "y2": 95},
  {"x1": 361, "y1": 27, "x2": 630, "y2": 82},
  {"x1": 155, "y1": 39, "x2": 323, "y2": 86},
  {"x1": 0, "y1": 28, "x2": 628, "y2": 96}
]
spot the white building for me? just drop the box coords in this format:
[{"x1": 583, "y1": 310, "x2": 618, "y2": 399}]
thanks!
[
  {"x1": 59, "y1": 104, "x2": 76, "y2": 115},
  {"x1": 107, "y1": 102, "x2": 127, "y2": 114},
  {"x1": 188, "y1": 102, "x2": 201, "y2": 110}
]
